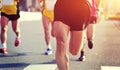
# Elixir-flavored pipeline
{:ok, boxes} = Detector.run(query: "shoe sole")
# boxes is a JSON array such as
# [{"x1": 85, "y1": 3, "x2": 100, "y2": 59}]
[{"x1": 45, "y1": 52, "x2": 52, "y2": 55}]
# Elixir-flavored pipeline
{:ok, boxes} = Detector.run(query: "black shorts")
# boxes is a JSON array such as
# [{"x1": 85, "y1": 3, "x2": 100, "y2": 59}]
[
  {"x1": 1, "y1": 10, "x2": 20, "y2": 21},
  {"x1": 54, "y1": 0, "x2": 91, "y2": 31}
]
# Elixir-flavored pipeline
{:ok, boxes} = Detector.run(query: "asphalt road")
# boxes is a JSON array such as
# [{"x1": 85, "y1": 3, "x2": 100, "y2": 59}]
[{"x1": 0, "y1": 12, "x2": 120, "y2": 70}]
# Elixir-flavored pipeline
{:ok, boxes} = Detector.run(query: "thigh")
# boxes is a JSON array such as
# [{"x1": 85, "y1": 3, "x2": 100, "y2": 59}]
[
  {"x1": 53, "y1": 21, "x2": 70, "y2": 54},
  {"x1": 1, "y1": 16, "x2": 9, "y2": 29},
  {"x1": 53, "y1": 21, "x2": 70, "y2": 43},
  {"x1": 42, "y1": 15, "x2": 51, "y2": 30}
]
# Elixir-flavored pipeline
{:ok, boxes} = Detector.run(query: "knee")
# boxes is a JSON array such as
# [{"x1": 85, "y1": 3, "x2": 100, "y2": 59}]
[
  {"x1": 1, "y1": 27, "x2": 7, "y2": 33},
  {"x1": 69, "y1": 49, "x2": 78, "y2": 55},
  {"x1": 69, "y1": 44, "x2": 79, "y2": 55},
  {"x1": 13, "y1": 27, "x2": 20, "y2": 33}
]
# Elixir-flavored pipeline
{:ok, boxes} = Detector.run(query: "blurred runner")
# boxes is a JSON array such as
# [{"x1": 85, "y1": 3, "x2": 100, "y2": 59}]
[
  {"x1": 53, "y1": 0, "x2": 91, "y2": 70},
  {"x1": 79, "y1": 0, "x2": 101, "y2": 61},
  {"x1": 0, "y1": 0, "x2": 21, "y2": 54},
  {"x1": 39, "y1": 0, "x2": 56, "y2": 55}
]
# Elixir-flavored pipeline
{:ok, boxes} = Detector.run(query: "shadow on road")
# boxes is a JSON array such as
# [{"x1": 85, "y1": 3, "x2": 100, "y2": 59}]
[{"x1": 0, "y1": 63, "x2": 29, "y2": 68}]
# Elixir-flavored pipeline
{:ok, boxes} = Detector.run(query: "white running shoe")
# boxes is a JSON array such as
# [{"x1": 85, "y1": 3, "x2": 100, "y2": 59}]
[{"x1": 45, "y1": 48, "x2": 52, "y2": 55}]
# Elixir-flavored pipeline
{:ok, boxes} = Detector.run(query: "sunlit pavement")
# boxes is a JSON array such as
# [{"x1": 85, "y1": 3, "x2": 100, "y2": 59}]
[
  {"x1": 101, "y1": 66, "x2": 120, "y2": 70},
  {"x1": 19, "y1": 11, "x2": 42, "y2": 22},
  {"x1": 24, "y1": 64, "x2": 57, "y2": 70},
  {"x1": 20, "y1": 11, "x2": 120, "y2": 70}
]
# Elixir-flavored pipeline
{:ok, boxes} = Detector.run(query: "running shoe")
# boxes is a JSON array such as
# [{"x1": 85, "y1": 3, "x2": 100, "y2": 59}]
[
  {"x1": 78, "y1": 51, "x2": 85, "y2": 61},
  {"x1": 0, "y1": 48, "x2": 8, "y2": 54},
  {"x1": 78, "y1": 55, "x2": 86, "y2": 61},
  {"x1": 14, "y1": 37, "x2": 21, "y2": 47},
  {"x1": 88, "y1": 40, "x2": 94, "y2": 49},
  {"x1": 45, "y1": 48, "x2": 52, "y2": 55}
]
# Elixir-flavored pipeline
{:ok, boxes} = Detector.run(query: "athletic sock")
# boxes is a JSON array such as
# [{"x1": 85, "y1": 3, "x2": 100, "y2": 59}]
[
  {"x1": 47, "y1": 44, "x2": 52, "y2": 49},
  {"x1": 0, "y1": 43, "x2": 7, "y2": 49}
]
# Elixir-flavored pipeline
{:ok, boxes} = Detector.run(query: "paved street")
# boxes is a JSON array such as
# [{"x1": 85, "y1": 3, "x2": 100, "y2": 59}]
[{"x1": 0, "y1": 12, "x2": 120, "y2": 70}]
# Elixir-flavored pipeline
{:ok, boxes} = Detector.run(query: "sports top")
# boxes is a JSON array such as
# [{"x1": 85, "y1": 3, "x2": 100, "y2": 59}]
[
  {"x1": 1, "y1": 0, "x2": 19, "y2": 15},
  {"x1": 45, "y1": 0, "x2": 56, "y2": 10}
]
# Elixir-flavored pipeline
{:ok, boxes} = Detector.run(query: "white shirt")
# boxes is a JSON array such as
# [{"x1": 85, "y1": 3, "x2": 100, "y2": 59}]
[
  {"x1": 2, "y1": 0, "x2": 14, "y2": 5},
  {"x1": 45, "y1": 0, "x2": 56, "y2": 10}
]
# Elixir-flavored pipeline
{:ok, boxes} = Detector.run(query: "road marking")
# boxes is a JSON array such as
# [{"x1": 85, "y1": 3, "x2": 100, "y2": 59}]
[
  {"x1": 24, "y1": 64, "x2": 57, "y2": 70},
  {"x1": 101, "y1": 66, "x2": 120, "y2": 70}
]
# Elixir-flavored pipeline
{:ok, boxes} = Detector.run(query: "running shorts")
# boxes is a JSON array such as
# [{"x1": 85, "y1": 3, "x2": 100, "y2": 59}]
[
  {"x1": 54, "y1": 0, "x2": 91, "y2": 31},
  {"x1": 1, "y1": 10, "x2": 20, "y2": 20},
  {"x1": 1, "y1": 0, "x2": 20, "y2": 20},
  {"x1": 42, "y1": 7, "x2": 54, "y2": 21},
  {"x1": 89, "y1": 16, "x2": 97, "y2": 24}
]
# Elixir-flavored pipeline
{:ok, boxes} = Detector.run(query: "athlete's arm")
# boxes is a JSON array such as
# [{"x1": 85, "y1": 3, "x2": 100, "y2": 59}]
[{"x1": 38, "y1": 0, "x2": 45, "y2": 11}]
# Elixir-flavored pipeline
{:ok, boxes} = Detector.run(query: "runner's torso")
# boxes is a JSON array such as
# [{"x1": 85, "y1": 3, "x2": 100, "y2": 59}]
[
  {"x1": 1, "y1": 0, "x2": 19, "y2": 15},
  {"x1": 44, "y1": 0, "x2": 56, "y2": 10}
]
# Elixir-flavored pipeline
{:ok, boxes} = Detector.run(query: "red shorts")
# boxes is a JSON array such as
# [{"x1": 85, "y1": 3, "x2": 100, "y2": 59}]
[
  {"x1": 89, "y1": 16, "x2": 97, "y2": 24},
  {"x1": 54, "y1": 0, "x2": 91, "y2": 31}
]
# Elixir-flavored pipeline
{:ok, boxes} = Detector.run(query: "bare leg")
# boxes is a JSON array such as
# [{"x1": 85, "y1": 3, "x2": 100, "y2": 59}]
[
  {"x1": 1, "y1": 16, "x2": 9, "y2": 48},
  {"x1": 86, "y1": 23, "x2": 95, "y2": 49},
  {"x1": 69, "y1": 30, "x2": 85, "y2": 55},
  {"x1": 42, "y1": 15, "x2": 52, "y2": 55},
  {"x1": 53, "y1": 21, "x2": 70, "y2": 70},
  {"x1": 78, "y1": 29, "x2": 87, "y2": 61},
  {"x1": 87, "y1": 24, "x2": 95, "y2": 40},
  {"x1": 11, "y1": 20, "x2": 21, "y2": 38},
  {"x1": 11, "y1": 19, "x2": 21, "y2": 47},
  {"x1": 78, "y1": 37, "x2": 86, "y2": 61},
  {"x1": 42, "y1": 15, "x2": 51, "y2": 47}
]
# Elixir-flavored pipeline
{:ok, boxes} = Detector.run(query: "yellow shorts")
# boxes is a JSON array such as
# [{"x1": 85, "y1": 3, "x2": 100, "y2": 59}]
[{"x1": 42, "y1": 8, "x2": 54, "y2": 21}]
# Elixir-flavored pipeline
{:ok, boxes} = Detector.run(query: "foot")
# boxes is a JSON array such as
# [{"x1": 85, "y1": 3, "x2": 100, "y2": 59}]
[
  {"x1": 14, "y1": 37, "x2": 21, "y2": 47},
  {"x1": 88, "y1": 40, "x2": 94, "y2": 49},
  {"x1": 78, "y1": 55, "x2": 86, "y2": 61},
  {"x1": 78, "y1": 51, "x2": 85, "y2": 61},
  {"x1": 45, "y1": 48, "x2": 52, "y2": 55},
  {"x1": 0, "y1": 48, "x2": 8, "y2": 54}
]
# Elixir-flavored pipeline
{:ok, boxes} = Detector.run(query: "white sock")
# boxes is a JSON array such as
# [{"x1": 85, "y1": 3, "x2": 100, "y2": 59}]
[
  {"x1": 0, "y1": 43, "x2": 7, "y2": 49},
  {"x1": 16, "y1": 35, "x2": 20, "y2": 39},
  {"x1": 47, "y1": 44, "x2": 52, "y2": 49},
  {"x1": 83, "y1": 38, "x2": 87, "y2": 45}
]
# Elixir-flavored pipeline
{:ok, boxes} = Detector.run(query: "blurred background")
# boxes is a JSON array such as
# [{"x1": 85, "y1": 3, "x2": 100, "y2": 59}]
[
  {"x1": 18, "y1": 0, "x2": 120, "y2": 20},
  {"x1": 0, "y1": 0, "x2": 120, "y2": 20},
  {"x1": 99, "y1": 0, "x2": 120, "y2": 20}
]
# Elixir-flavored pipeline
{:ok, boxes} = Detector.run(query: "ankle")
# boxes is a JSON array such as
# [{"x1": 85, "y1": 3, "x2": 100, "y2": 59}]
[
  {"x1": 47, "y1": 44, "x2": 52, "y2": 49},
  {"x1": 1, "y1": 43, "x2": 7, "y2": 48},
  {"x1": 80, "y1": 51, "x2": 84, "y2": 57}
]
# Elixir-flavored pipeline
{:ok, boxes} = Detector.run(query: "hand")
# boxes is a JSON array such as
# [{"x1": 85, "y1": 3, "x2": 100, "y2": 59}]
[{"x1": 39, "y1": 6, "x2": 43, "y2": 12}]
